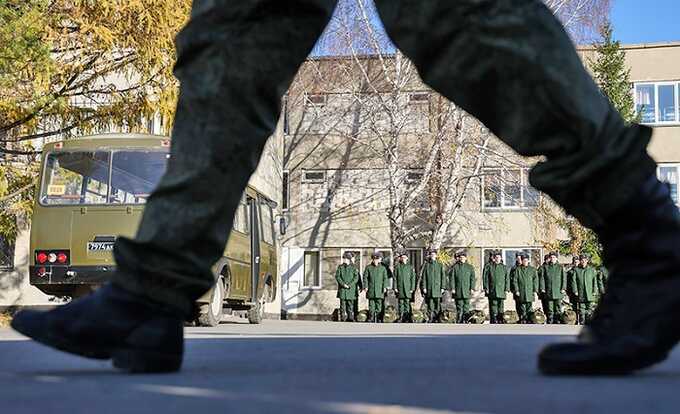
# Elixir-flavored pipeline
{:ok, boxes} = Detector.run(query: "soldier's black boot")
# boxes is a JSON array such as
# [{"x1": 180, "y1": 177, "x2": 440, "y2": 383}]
[
  {"x1": 539, "y1": 176, "x2": 680, "y2": 375},
  {"x1": 11, "y1": 283, "x2": 184, "y2": 373}
]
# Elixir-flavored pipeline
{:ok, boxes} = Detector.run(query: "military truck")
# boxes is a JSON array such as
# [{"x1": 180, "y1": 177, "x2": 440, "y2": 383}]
[{"x1": 29, "y1": 134, "x2": 278, "y2": 326}]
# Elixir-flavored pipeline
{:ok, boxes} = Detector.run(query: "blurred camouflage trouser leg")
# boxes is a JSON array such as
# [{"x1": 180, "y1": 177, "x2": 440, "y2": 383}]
[
  {"x1": 111, "y1": 0, "x2": 338, "y2": 316},
  {"x1": 456, "y1": 299, "x2": 470, "y2": 323},
  {"x1": 375, "y1": 0, "x2": 655, "y2": 229},
  {"x1": 398, "y1": 298, "x2": 411, "y2": 320}
]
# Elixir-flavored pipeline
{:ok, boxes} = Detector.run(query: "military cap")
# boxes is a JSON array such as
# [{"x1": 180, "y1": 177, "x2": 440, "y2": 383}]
[
  {"x1": 518, "y1": 253, "x2": 529, "y2": 259},
  {"x1": 579, "y1": 253, "x2": 590, "y2": 260},
  {"x1": 371, "y1": 252, "x2": 383, "y2": 259},
  {"x1": 515, "y1": 252, "x2": 523, "y2": 258},
  {"x1": 398, "y1": 250, "x2": 409, "y2": 257},
  {"x1": 548, "y1": 251, "x2": 559, "y2": 258},
  {"x1": 456, "y1": 250, "x2": 468, "y2": 257},
  {"x1": 342, "y1": 251, "x2": 354, "y2": 260},
  {"x1": 493, "y1": 250, "x2": 503, "y2": 257}
]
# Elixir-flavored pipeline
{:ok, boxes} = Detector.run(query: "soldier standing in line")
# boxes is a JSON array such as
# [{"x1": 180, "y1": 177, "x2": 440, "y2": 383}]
[
  {"x1": 420, "y1": 249, "x2": 446, "y2": 323},
  {"x1": 449, "y1": 250, "x2": 476, "y2": 324},
  {"x1": 484, "y1": 250, "x2": 510, "y2": 324},
  {"x1": 363, "y1": 252, "x2": 389, "y2": 323},
  {"x1": 569, "y1": 254, "x2": 599, "y2": 325},
  {"x1": 597, "y1": 265, "x2": 609, "y2": 297},
  {"x1": 565, "y1": 256, "x2": 579, "y2": 314},
  {"x1": 539, "y1": 252, "x2": 567, "y2": 324},
  {"x1": 393, "y1": 251, "x2": 417, "y2": 323},
  {"x1": 538, "y1": 254, "x2": 551, "y2": 317},
  {"x1": 510, "y1": 253, "x2": 523, "y2": 318},
  {"x1": 351, "y1": 253, "x2": 363, "y2": 317},
  {"x1": 335, "y1": 252, "x2": 359, "y2": 322},
  {"x1": 511, "y1": 253, "x2": 539, "y2": 324}
]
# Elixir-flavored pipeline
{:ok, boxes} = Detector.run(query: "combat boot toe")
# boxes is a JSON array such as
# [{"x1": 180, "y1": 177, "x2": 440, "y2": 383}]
[{"x1": 11, "y1": 283, "x2": 184, "y2": 373}]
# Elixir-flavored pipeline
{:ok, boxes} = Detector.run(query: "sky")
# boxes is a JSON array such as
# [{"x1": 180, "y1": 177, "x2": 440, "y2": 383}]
[{"x1": 612, "y1": 0, "x2": 680, "y2": 44}]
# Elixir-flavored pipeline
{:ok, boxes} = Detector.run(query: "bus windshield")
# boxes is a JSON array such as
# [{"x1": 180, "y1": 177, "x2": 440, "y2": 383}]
[{"x1": 41, "y1": 150, "x2": 169, "y2": 206}]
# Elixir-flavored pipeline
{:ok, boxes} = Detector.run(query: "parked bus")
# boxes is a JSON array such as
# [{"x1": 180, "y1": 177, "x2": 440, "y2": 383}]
[{"x1": 30, "y1": 133, "x2": 278, "y2": 325}]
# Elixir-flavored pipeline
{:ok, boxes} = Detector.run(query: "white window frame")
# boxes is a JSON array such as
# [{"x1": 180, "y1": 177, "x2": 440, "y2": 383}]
[
  {"x1": 481, "y1": 168, "x2": 539, "y2": 211},
  {"x1": 340, "y1": 248, "x2": 363, "y2": 273},
  {"x1": 301, "y1": 249, "x2": 323, "y2": 290},
  {"x1": 634, "y1": 81, "x2": 680, "y2": 126},
  {"x1": 301, "y1": 170, "x2": 326, "y2": 184},
  {"x1": 657, "y1": 163, "x2": 680, "y2": 206}
]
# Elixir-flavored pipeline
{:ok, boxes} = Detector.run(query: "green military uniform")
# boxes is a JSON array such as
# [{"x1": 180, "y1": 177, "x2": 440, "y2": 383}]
[
  {"x1": 335, "y1": 262, "x2": 359, "y2": 322},
  {"x1": 537, "y1": 257, "x2": 550, "y2": 316},
  {"x1": 511, "y1": 264, "x2": 538, "y2": 323},
  {"x1": 394, "y1": 261, "x2": 417, "y2": 322},
  {"x1": 539, "y1": 262, "x2": 567, "y2": 324},
  {"x1": 363, "y1": 262, "x2": 389, "y2": 323},
  {"x1": 597, "y1": 266, "x2": 609, "y2": 296},
  {"x1": 449, "y1": 261, "x2": 476, "y2": 323},
  {"x1": 484, "y1": 260, "x2": 510, "y2": 324},
  {"x1": 420, "y1": 256, "x2": 446, "y2": 322},
  {"x1": 570, "y1": 265, "x2": 598, "y2": 324}
]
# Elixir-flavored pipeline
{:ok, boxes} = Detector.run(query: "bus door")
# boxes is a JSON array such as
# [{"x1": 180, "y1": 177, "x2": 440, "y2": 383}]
[{"x1": 248, "y1": 196, "x2": 261, "y2": 302}]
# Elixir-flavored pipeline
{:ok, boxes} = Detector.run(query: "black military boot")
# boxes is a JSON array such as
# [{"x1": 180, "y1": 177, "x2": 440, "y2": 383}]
[
  {"x1": 11, "y1": 283, "x2": 184, "y2": 373},
  {"x1": 539, "y1": 176, "x2": 680, "y2": 375}
]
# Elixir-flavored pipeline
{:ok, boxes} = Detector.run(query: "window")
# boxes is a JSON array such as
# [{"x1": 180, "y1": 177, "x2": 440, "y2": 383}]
[
  {"x1": 482, "y1": 248, "x2": 542, "y2": 269},
  {"x1": 259, "y1": 198, "x2": 274, "y2": 245},
  {"x1": 232, "y1": 196, "x2": 250, "y2": 234},
  {"x1": 0, "y1": 236, "x2": 14, "y2": 270},
  {"x1": 282, "y1": 171, "x2": 290, "y2": 211},
  {"x1": 405, "y1": 171, "x2": 424, "y2": 183},
  {"x1": 635, "y1": 82, "x2": 680, "y2": 124},
  {"x1": 658, "y1": 164, "x2": 680, "y2": 205},
  {"x1": 406, "y1": 248, "x2": 423, "y2": 275},
  {"x1": 482, "y1": 168, "x2": 539, "y2": 210},
  {"x1": 41, "y1": 151, "x2": 111, "y2": 205},
  {"x1": 302, "y1": 170, "x2": 326, "y2": 184},
  {"x1": 109, "y1": 151, "x2": 169, "y2": 204},
  {"x1": 303, "y1": 250, "x2": 321, "y2": 288},
  {"x1": 408, "y1": 92, "x2": 429, "y2": 104},
  {"x1": 305, "y1": 93, "x2": 327, "y2": 106}
]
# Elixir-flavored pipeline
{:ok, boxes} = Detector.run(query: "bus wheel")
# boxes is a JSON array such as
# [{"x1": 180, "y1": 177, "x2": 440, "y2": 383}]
[
  {"x1": 197, "y1": 277, "x2": 224, "y2": 327},
  {"x1": 247, "y1": 284, "x2": 270, "y2": 324}
]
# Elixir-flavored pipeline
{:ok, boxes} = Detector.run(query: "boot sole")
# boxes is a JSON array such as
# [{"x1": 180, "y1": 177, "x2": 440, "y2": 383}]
[{"x1": 538, "y1": 352, "x2": 668, "y2": 376}]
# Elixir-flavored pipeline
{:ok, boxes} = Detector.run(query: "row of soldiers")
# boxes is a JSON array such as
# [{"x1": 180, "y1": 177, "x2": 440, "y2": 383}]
[{"x1": 335, "y1": 249, "x2": 608, "y2": 324}]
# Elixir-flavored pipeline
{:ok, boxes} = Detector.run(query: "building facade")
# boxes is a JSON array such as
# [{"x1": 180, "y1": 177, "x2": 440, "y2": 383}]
[{"x1": 280, "y1": 42, "x2": 680, "y2": 319}]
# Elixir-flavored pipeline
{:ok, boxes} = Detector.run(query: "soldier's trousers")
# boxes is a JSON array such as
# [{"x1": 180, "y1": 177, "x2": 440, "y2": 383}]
[
  {"x1": 111, "y1": 0, "x2": 656, "y2": 317},
  {"x1": 518, "y1": 303, "x2": 534, "y2": 323},
  {"x1": 368, "y1": 299, "x2": 384, "y2": 320},
  {"x1": 578, "y1": 301, "x2": 595, "y2": 324},
  {"x1": 455, "y1": 299, "x2": 471, "y2": 322},
  {"x1": 425, "y1": 298, "x2": 441, "y2": 320},
  {"x1": 545, "y1": 299, "x2": 561, "y2": 323},
  {"x1": 398, "y1": 298, "x2": 412, "y2": 319},
  {"x1": 339, "y1": 299, "x2": 355, "y2": 321},
  {"x1": 489, "y1": 299, "x2": 505, "y2": 319}
]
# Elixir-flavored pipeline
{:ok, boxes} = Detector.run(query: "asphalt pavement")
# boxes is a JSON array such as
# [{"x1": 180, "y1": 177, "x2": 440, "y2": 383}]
[{"x1": 1, "y1": 319, "x2": 678, "y2": 414}]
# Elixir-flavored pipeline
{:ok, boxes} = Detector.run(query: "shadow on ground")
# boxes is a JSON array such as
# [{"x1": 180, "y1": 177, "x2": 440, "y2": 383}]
[{"x1": 1, "y1": 335, "x2": 678, "y2": 414}]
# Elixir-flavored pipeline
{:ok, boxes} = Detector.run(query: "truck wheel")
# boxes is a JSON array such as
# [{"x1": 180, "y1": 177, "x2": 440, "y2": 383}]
[
  {"x1": 197, "y1": 277, "x2": 224, "y2": 327},
  {"x1": 247, "y1": 284, "x2": 271, "y2": 324}
]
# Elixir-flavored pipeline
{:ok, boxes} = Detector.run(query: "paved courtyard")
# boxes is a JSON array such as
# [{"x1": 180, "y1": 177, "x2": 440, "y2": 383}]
[{"x1": 1, "y1": 319, "x2": 678, "y2": 414}]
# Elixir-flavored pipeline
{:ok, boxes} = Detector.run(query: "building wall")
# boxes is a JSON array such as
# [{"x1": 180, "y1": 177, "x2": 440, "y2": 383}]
[{"x1": 282, "y1": 43, "x2": 680, "y2": 319}]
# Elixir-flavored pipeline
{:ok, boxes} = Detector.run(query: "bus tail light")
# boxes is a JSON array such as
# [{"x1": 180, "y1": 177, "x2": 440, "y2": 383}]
[
  {"x1": 57, "y1": 252, "x2": 68, "y2": 264},
  {"x1": 37, "y1": 267, "x2": 47, "y2": 278},
  {"x1": 35, "y1": 250, "x2": 70, "y2": 266},
  {"x1": 36, "y1": 252, "x2": 48, "y2": 264}
]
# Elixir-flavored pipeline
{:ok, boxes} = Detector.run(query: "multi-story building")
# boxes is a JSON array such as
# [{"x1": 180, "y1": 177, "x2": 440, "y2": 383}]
[{"x1": 280, "y1": 41, "x2": 680, "y2": 319}]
